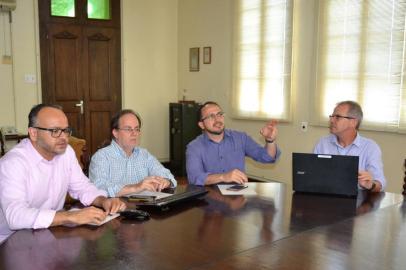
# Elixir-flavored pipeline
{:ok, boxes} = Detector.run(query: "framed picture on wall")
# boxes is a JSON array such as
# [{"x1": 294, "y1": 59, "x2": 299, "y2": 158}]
[
  {"x1": 203, "y1": 47, "x2": 211, "y2": 64},
  {"x1": 189, "y1": 47, "x2": 200, "y2": 72}
]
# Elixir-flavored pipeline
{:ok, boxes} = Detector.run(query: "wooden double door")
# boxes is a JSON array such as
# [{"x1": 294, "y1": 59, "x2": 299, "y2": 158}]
[{"x1": 38, "y1": 0, "x2": 121, "y2": 153}]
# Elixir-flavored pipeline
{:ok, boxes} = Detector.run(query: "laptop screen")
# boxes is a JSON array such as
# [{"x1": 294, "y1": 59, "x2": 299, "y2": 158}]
[{"x1": 292, "y1": 153, "x2": 359, "y2": 197}]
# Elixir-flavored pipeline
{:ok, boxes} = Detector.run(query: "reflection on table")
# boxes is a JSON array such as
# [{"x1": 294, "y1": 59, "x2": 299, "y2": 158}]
[{"x1": 0, "y1": 183, "x2": 404, "y2": 270}]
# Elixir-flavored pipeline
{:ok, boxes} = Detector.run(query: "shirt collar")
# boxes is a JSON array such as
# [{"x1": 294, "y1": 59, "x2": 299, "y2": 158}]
[
  {"x1": 331, "y1": 132, "x2": 361, "y2": 148},
  {"x1": 25, "y1": 139, "x2": 58, "y2": 165},
  {"x1": 202, "y1": 129, "x2": 230, "y2": 144},
  {"x1": 111, "y1": 139, "x2": 138, "y2": 158}
]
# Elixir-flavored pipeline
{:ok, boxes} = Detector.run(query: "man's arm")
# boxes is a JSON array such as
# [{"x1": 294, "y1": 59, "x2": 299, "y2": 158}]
[
  {"x1": 89, "y1": 150, "x2": 123, "y2": 197},
  {"x1": 358, "y1": 171, "x2": 382, "y2": 192},
  {"x1": 145, "y1": 149, "x2": 177, "y2": 188},
  {"x1": 51, "y1": 207, "x2": 107, "y2": 227},
  {"x1": 265, "y1": 140, "x2": 278, "y2": 159},
  {"x1": 244, "y1": 133, "x2": 281, "y2": 163},
  {"x1": 0, "y1": 156, "x2": 57, "y2": 230},
  {"x1": 116, "y1": 177, "x2": 165, "y2": 196},
  {"x1": 260, "y1": 120, "x2": 279, "y2": 159},
  {"x1": 51, "y1": 196, "x2": 126, "y2": 227},
  {"x1": 205, "y1": 169, "x2": 248, "y2": 185},
  {"x1": 360, "y1": 141, "x2": 386, "y2": 192},
  {"x1": 186, "y1": 142, "x2": 209, "y2": 185}
]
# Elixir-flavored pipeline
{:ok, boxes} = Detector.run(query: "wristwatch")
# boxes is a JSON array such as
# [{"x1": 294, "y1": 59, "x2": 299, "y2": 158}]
[
  {"x1": 368, "y1": 181, "x2": 376, "y2": 191},
  {"x1": 265, "y1": 138, "x2": 275, "y2": 144}
]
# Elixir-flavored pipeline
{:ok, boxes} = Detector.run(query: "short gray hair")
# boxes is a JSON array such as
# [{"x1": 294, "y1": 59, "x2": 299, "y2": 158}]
[{"x1": 336, "y1": 100, "x2": 363, "y2": 129}]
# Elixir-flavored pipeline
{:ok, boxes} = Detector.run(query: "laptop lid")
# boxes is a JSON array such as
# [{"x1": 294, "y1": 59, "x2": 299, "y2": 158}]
[
  {"x1": 135, "y1": 185, "x2": 208, "y2": 209},
  {"x1": 292, "y1": 153, "x2": 359, "y2": 197}
]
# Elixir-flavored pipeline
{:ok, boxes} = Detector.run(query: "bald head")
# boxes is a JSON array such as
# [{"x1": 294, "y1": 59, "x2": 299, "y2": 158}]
[{"x1": 27, "y1": 104, "x2": 70, "y2": 160}]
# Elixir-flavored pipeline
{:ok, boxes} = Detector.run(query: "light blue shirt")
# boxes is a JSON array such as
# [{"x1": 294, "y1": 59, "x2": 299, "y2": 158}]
[
  {"x1": 313, "y1": 133, "x2": 386, "y2": 190},
  {"x1": 89, "y1": 140, "x2": 177, "y2": 197}
]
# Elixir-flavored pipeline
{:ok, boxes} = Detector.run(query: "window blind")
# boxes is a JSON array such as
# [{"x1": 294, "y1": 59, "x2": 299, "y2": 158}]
[
  {"x1": 313, "y1": 0, "x2": 406, "y2": 133},
  {"x1": 232, "y1": 0, "x2": 293, "y2": 120}
]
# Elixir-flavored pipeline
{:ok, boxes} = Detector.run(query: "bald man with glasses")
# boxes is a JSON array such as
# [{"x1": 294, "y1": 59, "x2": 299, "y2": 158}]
[
  {"x1": 186, "y1": 101, "x2": 281, "y2": 186},
  {"x1": 0, "y1": 104, "x2": 126, "y2": 243},
  {"x1": 313, "y1": 100, "x2": 386, "y2": 192}
]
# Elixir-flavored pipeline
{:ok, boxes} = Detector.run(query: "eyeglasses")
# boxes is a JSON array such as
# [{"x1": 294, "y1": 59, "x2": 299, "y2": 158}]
[
  {"x1": 201, "y1": 111, "x2": 225, "y2": 121},
  {"x1": 34, "y1": 127, "x2": 73, "y2": 138},
  {"x1": 117, "y1": 127, "x2": 141, "y2": 134},
  {"x1": 329, "y1": 114, "x2": 356, "y2": 120}
]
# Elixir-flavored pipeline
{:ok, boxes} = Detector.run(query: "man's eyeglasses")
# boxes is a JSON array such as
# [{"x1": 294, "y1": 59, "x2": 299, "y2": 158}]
[
  {"x1": 201, "y1": 111, "x2": 225, "y2": 121},
  {"x1": 329, "y1": 114, "x2": 355, "y2": 120},
  {"x1": 117, "y1": 127, "x2": 141, "y2": 134},
  {"x1": 34, "y1": 127, "x2": 73, "y2": 138}
]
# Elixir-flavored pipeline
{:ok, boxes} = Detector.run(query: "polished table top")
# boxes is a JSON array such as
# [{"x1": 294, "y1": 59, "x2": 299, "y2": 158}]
[{"x1": 0, "y1": 183, "x2": 404, "y2": 270}]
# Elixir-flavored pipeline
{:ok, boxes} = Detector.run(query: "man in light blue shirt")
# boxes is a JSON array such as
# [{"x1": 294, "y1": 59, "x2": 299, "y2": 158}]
[
  {"x1": 314, "y1": 101, "x2": 386, "y2": 192},
  {"x1": 89, "y1": 110, "x2": 176, "y2": 197}
]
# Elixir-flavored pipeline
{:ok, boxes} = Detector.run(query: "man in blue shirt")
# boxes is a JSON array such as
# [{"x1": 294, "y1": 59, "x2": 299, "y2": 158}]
[
  {"x1": 89, "y1": 110, "x2": 177, "y2": 197},
  {"x1": 314, "y1": 101, "x2": 386, "y2": 192},
  {"x1": 186, "y1": 102, "x2": 281, "y2": 186}
]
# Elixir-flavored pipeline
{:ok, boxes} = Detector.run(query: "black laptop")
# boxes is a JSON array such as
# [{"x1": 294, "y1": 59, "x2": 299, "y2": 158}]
[
  {"x1": 292, "y1": 153, "x2": 359, "y2": 197},
  {"x1": 127, "y1": 185, "x2": 208, "y2": 209}
]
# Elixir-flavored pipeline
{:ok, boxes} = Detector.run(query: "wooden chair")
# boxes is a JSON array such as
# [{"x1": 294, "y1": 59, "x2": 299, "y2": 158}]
[
  {"x1": 65, "y1": 136, "x2": 90, "y2": 206},
  {"x1": 403, "y1": 159, "x2": 406, "y2": 195},
  {"x1": 68, "y1": 136, "x2": 90, "y2": 176},
  {"x1": 0, "y1": 130, "x2": 4, "y2": 156}
]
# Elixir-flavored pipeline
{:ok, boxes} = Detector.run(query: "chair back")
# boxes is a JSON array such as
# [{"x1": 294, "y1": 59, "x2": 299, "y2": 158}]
[
  {"x1": 403, "y1": 159, "x2": 406, "y2": 195},
  {"x1": 68, "y1": 136, "x2": 90, "y2": 176}
]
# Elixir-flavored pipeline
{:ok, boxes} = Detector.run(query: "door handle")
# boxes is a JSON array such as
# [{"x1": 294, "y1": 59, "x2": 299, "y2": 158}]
[{"x1": 75, "y1": 100, "x2": 84, "y2": 114}]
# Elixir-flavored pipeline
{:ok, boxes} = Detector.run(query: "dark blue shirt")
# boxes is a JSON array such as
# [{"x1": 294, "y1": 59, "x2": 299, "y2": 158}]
[{"x1": 186, "y1": 129, "x2": 281, "y2": 185}]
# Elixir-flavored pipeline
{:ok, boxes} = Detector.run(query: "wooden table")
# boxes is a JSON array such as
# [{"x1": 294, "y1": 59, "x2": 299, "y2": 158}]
[{"x1": 0, "y1": 183, "x2": 404, "y2": 270}]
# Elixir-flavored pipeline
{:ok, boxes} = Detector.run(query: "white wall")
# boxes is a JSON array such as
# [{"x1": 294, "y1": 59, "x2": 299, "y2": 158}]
[
  {"x1": 122, "y1": 0, "x2": 178, "y2": 160},
  {"x1": 0, "y1": 1, "x2": 39, "y2": 132},
  {"x1": 0, "y1": 0, "x2": 178, "y2": 160},
  {"x1": 177, "y1": 0, "x2": 406, "y2": 193}
]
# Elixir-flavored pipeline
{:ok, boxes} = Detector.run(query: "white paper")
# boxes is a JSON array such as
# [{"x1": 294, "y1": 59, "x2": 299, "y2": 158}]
[
  {"x1": 68, "y1": 208, "x2": 120, "y2": 226},
  {"x1": 218, "y1": 183, "x2": 257, "y2": 196}
]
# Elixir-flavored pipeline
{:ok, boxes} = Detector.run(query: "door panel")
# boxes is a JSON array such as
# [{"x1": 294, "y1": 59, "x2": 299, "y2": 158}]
[
  {"x1": 39, "y1": 0, "x2": 121, "y2": 154},
  {"x1": 87, "y1": 30, "x2": 114, "y2": 101},
  {"x1": 47, "y1": 24, "x2": 84, "y2": 138},
  {"x1": 83, "y1": 27, "x2": 120, "y2": 151},
  {"x1": 53, "y1": 31, "x2": 80, "y2": 100},
  {"x1": 90, "y1": 111, "x2": 111, "y2": 152}
]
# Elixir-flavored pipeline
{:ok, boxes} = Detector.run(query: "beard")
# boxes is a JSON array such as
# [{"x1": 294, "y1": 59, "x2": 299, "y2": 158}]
[
  {"x1": 205, "y1": 122, "x2": 225, "y2": 135},
  {"x1": 206, "y1": 129, "x2": 224, "y2": 135},
  {"x1": 37, "y1": 137, "x2": 68, "y2": 156}
]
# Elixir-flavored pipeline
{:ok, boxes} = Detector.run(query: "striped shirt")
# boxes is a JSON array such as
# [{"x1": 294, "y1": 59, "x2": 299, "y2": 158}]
[{"x1": 89, "y1": 140, "x2": 176, "y2": 197}]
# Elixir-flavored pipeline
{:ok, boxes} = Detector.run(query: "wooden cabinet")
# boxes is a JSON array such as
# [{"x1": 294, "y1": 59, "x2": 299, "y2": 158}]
[{"x1": 169, "y1": 102, "x2": 201, "y2": 176}]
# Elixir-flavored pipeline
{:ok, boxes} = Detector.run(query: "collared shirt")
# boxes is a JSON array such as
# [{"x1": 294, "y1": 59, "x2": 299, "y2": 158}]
[
  {"x1": 89, "y1": 140, "x2": 177, "y2": 197},
  {"x1": 0, "y1": 139, "x2": 106, "y2": 242},
  {"x1": 186, "y1": 129, "x2": 281, "y2": 186},
  {"x1": 313, "y1": 133, "x2": 386, "y2": 190}
]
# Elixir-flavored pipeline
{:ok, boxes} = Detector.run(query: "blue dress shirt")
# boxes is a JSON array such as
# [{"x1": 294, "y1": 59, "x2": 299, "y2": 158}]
[
  {"x1": 89, "y1": 140, "x2": 176, "y2": 197},
  {"x1": 313, "y1": 133, "x2": 386, "y2": 190},
  {"x1": 186, "y1": 129, "x2": 281, "y2": 186}
]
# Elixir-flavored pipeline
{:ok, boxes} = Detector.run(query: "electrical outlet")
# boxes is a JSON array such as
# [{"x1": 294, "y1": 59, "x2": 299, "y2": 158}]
[{"x1": 301, "y1": 121, "x2": 308, "y2": 132}]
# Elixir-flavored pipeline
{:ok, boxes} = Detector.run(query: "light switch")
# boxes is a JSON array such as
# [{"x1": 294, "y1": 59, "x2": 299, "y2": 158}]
[{"x1": 24, "y1": 74, "x2": 36, "y2": 84}]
